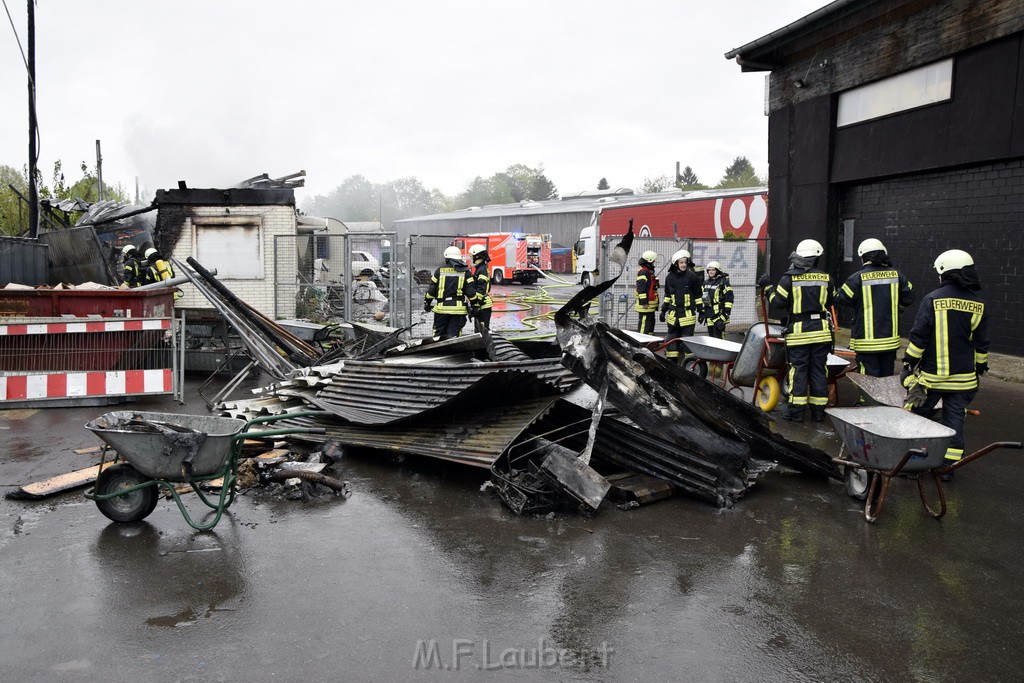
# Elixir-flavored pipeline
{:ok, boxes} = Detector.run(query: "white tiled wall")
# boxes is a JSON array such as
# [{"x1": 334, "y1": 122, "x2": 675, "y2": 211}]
[{"x1": 170, "y1": 204, "x2": 297, "y2": 318}]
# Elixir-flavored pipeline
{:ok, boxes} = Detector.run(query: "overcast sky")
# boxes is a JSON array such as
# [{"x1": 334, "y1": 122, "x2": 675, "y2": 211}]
[{"x1": 1, "y1": 1, "x2": 828, "y2": 205}]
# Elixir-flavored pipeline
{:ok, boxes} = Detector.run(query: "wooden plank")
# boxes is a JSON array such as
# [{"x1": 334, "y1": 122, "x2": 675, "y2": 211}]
[
  {"x1": 5, "y1": 461, "x2": 116, "y2": 500},
  {"x1": 605, "y1": 472, "x2": 675, "y2": 505}
]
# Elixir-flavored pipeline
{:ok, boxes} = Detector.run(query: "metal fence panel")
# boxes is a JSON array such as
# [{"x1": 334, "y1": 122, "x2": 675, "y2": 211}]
[
  {"x1": 597, "y1": 237, "x2": 770, "y2": 335},
  {"x1": 274, "y1": 232, "x2": 397, "y2": 326},
  {"x1": 0, "y1": 316, "x2": 181, "y2": 404}
]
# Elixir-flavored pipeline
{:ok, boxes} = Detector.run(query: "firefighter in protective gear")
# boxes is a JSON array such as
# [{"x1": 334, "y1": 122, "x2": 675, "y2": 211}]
[
  {"x1": 121, "y1": 244, "x2": 146, "y2": 288},
  {"x1": 468, "y1": 243, "x2": 493, "y2": 330},
  {"x1": 661, "y1": 248, "x2": 702, "y2": 362},
  {"x1": 145, "y1": 247, "x2": 180, "y2": 298},
  {"x1": 424, "y1": 246, "x2": 477, "y2": 340},
  {"x1": 634, "y1": 250, "x2": 660, "y2": 334},
  {"x1": 902, "y1": 249, "x2": 988, "y2": 473},
  {"x1": 700, "y1": 260, "x2": 733, "y2": 339},
  {"x1": 766, "y1": 238, "x2": 834, "y2": 422},
  {"x1": 836, "y1": 238, "x2": 914, "y2": 377}
]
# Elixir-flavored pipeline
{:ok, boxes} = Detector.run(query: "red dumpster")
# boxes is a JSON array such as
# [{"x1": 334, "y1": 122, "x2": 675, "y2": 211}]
[{"x1": 0, "y1": 289, "x2": 174, "y2": 319}]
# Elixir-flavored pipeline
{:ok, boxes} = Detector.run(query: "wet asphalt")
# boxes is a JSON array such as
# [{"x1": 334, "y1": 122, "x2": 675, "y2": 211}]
[{"x1": 2, "y1": 370, "x2": 1023, "y2": 682}]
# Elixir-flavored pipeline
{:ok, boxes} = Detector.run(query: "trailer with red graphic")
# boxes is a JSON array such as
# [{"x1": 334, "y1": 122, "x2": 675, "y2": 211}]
[
  {"x1": 455, "y1": 232, "x2": 552, "y2": 285},
  {"x1": 572, "y1": 188, "x2": 768, "y2": 285}
]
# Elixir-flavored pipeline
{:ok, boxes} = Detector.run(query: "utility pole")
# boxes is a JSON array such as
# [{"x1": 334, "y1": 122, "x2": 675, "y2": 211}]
[
  {"x1": 27, "y1": 0, "x2": 38, "y2": 237},
  {"x1": 95, "y1": 140, "x2": 105, "y2": 201}
]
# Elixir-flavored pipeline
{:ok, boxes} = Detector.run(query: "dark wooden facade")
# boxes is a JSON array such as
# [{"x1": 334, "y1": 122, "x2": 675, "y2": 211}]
[{"x1": 728, "y1": 0, "x2": 1024, "y2": 354}]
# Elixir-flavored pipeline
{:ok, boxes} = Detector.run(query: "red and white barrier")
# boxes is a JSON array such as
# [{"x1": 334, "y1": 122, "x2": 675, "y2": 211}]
[
  {"x1": 0, "y1": 319, "x2": 170, "y2": 336},
  {"x1": 0, "y1": 369, "x2": 173, "y2": 402}
]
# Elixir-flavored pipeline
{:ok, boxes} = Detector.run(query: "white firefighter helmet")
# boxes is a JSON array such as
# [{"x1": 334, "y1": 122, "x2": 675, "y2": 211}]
[
  {"x1": 705, "y1": 260, "x2": 721, "y2": 272},
  {"x1": 933, "y1": 249, "x2": 973, "y2": 274},
  {"x1": 122, "y1": 244, "x2": 137, "y2": 255},
  {"x1": 857, "y1": 238, "x2": 887, "y2": 257},
  {"x1": 144, "y1": 248, "x2": 158, "y2": 259},
  {"x1": 795, "y1": 239, "x2": 824, "y2": 258},
  {"x1": 468, "y1": 244, "x2": 487, "y2": 257},
  {"x1": 640, "y1": 250, "x2": 658, "y2": 263},
  {"x1": 443, "y1": 246, "x2": 463, "y2": 261},
  {"x1": 671, "y1": 249, "x2": 690, "y2": 263}
]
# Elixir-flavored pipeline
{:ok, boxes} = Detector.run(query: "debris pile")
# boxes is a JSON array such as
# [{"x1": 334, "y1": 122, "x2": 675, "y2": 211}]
[{"x1": 213, "y1": 229, "x2": 839, "y2": 518}]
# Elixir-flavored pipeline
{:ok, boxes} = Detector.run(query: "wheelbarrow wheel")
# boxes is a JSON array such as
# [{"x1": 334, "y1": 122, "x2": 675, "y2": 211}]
[
  {"x1": 684, "y1": 358, "x2": 708, "y2": 378},
  {"x1": 95, "y1": 464, "x2": 158, "y2": 523},
  {"x1": 844, "y1": 466, "x2": 869, "y2": 501},
  {"x1": 757, "y1": 376, "x2": 781, "y2": 412}
]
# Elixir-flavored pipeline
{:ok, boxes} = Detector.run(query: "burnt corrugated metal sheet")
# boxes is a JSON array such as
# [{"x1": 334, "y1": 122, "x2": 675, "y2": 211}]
[
  {"x1": 37, "y1": 226, "x2": 114, "y2": 285},
  {"x1": 310, "y1": 359, "x2": 576, "y2": 424},
  {"x1": 534, "y1": 401, "x2": 753, "y2": 507},
  {"x1": 0, "y1": 237, "x2": 49, "y2": 287},
  {"x1": 282, "y1": 395, "x2": 559, "y2": 468}
]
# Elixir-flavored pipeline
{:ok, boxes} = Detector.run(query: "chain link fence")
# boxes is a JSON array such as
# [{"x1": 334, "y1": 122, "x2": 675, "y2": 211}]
[
  {"x1": 273, "y1": 232, "x2": 397, "y2": 326},
  {"x1": 595, "y1": 237, "x2": 770, "y2": 335},
  {"x1": 273, "y1": 231, "x2": 769, "y2": 341}
]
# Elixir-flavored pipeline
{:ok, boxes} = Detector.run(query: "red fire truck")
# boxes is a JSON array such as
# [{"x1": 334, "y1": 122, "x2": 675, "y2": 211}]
[
  {"x1": 455, "y1": 232, "x2": 552, "y2": 285},
  {"x1": 573, "y1": 187, "x2": 768, "y2": 285}
]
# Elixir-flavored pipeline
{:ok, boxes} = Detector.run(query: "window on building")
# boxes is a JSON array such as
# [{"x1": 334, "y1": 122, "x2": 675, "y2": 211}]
[
  {"x1": 193, "y1": 220, "x2": 263, "y2": 279},
  {"x1": 837, "y1": 59, "x2": 953, "y2": 127}
]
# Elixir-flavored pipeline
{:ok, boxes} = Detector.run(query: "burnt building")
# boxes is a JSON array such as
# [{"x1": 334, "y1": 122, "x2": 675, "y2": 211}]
[{"x1": 726, "y1": 0, "x2": 1024, "y2": 354}]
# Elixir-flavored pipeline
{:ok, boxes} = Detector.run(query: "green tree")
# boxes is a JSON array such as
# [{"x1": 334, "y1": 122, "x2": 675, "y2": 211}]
[
  {"x1": 639, "y1": 174, "x2": 672, "y2": 193},
  {"x1": 0, "y1": 160, "x2": 130, "y2": 235},
  {"x1": 597, "y1": 177, "x2": 610, "y2": 190},
  {"x1": 716, "y1": 156, "x2": 763, "y2": 189},
  {"x1": 454, "y1": 164, "x2": 557, "y2": 208},
  {"x1": 303, "y1": 174, "x2": 451, "y2": 222},
  {"x1": 0, "y1": 164, "x2": 30, "y2": 236},
  {"x1": 676, "y1": 165, "x2": 708, "y2": 190}
]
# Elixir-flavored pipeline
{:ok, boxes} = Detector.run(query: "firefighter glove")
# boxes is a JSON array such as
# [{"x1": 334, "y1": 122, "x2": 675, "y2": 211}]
[
  {"x1": 659, "y1": 310, "x2": 666, "y2": 323},
  {"x1": 976, "y1": 361, "x2": 988, "y2": 376},
  {"x1": 715, "y1": 320, "x2": 727, "y2": 334},
  {"x1": 423, "y1": 300, "x2": 432, "y2": 313},
  {"x1": 467, "y1": 307, "x2": 475, "y2": 321},
  {"x1": 757, "y1": 273, "x2": 771, "y2": 288},
  {"x1": 899, "y1": 362, "x2": 914, "y2": 388}
]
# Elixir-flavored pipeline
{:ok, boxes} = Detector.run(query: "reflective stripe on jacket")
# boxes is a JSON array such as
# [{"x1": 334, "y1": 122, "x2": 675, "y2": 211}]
[
  {"x1": 905, "y1": 283, "x2": 988, "y2": 391},
  {"x1": 426, "y1": 263, "x2": 476, "y2": 314},
  {"x1": 837, "y1": 265, "x2": 913, "y2": 352},
  {"x1": 634, "y1": 266, "x2": 659, "y2": 313},
  {"x1": 664, "y1": 268, "x2": 701, "y2": 327},
  {"x1": 472, "y1": 261, "x2": 493, "y2": 310},
  {"x1": 769, "y1": 268, "x2": 834, "y2": 346},
  {"x1": 701, "y1": 274, "x2": 734, "y2": 324}
]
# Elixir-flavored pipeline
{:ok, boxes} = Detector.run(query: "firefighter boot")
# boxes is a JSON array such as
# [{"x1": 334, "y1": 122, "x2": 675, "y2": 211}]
[
  {"x1": 783, "y1": 408, "x2": 805, "y2": 423},
  {"x1": 812, "y1": 409, "x2": 826, "y2": 422}
]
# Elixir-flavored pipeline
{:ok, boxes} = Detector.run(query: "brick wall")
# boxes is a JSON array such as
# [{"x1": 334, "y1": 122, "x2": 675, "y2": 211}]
[
  {"x1": 170, "y1": 204, "x2": 297, "y2": 318},
  {"x1": 839, "y1": 158, "x2": 1024, "y2": 355}
]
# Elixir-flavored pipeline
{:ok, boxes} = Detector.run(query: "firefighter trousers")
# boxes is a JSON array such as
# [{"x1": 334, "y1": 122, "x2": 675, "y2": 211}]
[
  {"x1": 433, "y1": 313, "x2": 467, "y2": 340},
  {"x1": 911, "y1": 389, "x2": 976, "y2": 462},
  {"x1": 856, "y1": 350, "x2": 897, "y2": 377},
  {"x1": 786, "y1": 342, "x2": 830, "y2": 414},
  {"x1": 666, "y1": 324, "x2": 695, "y2": 360},
  {"x1": 474, "y1": 308, "x2": 492, "y2": 330},
  {"x1": 637, "y1": 311, "x2": 657, "y2": 335}
]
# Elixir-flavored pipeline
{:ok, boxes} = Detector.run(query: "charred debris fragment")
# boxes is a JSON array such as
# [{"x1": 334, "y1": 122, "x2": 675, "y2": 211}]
[{"x1": 194, "y1": 229, "x2": 837, "y2": 518}]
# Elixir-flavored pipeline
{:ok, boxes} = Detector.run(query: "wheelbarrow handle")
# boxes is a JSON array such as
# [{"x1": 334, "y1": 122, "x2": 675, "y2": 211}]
[
  {"x1": 240, "y1": 427, "x2": 327, "y2": 440},
  {"x1": 938, "y1": 441, "x2": 1024, "y2": 474},
  {"x1": 242, "y1": 411, "x2": 325, "y2": 430}
]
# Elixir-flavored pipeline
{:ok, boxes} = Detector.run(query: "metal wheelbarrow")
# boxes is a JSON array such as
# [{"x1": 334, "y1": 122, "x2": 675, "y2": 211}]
[
  {"x1": 680, "y1": 336, "x2": 744, "y2": 395},
  {"x1": 84, "y1": 411, "x2": 324, "y2": 531},
  {"x1": 826, "y1": 406, "x2": 1022, "y2": 523}
]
